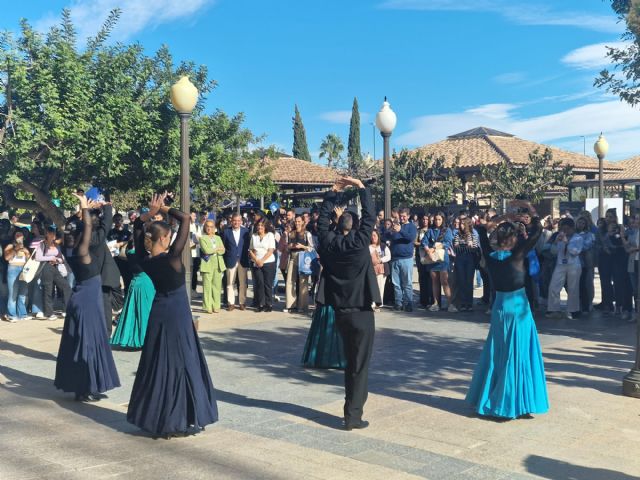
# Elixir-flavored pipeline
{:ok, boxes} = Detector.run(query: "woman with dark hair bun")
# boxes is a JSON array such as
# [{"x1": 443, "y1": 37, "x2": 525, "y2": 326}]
[
  {"x1": 127, "y1": 193, "x2": 218, "y2": 438},
  {"x1": 466, "y1": 200, "x2": 549, "y2": 419}
]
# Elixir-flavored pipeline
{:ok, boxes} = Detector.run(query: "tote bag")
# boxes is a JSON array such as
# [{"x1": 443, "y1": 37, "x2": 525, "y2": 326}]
[
  {"x1": 19, "y1": 249, "x2": 43, "y2": 283},
  {"x1": 298, "y1": 250, "x2": 317, "y2": 276}
]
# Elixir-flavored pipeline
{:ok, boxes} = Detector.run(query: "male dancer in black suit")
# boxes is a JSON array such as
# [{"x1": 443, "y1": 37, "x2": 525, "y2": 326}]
[{"x1": 317, "y1": 176, "x2": 380, "y2": 431}]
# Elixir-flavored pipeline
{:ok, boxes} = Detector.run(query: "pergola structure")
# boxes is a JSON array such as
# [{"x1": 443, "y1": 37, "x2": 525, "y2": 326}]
[{"x1": 569, "y1": 156, "x2": 640, "y2": 209}]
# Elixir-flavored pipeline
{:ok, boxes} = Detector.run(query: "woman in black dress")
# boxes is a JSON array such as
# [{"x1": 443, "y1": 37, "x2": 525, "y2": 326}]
[
  {"x1": 54, "y1": 194, "x2": 120, "y2": 401},
  {"x1": 127, "y1": 193, "x2": 218, "y2": 437}
]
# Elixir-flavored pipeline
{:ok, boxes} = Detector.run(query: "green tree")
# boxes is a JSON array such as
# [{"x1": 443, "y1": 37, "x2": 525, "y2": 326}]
[
  {"x1": 595, "y1": 1, "x2": 640, "y2": 103},
  {"x1": 383, "y1": 149, "x2": 464, "y2": 207},
  {"x1": 319, "y1": 133, "x2": 344, "y2": 169},
  {"x1": 479, "y1": 148, "x2": 573, "y2": 203},
  {"x1": 347, "y1": 97, "x2": 362, "y2": 172},
  {"x1": 292, "y1": 104, "x2": 311, "y2": 161},
  {"x1": 0, "y1": 10, "x2": 273, "y2": 225}
]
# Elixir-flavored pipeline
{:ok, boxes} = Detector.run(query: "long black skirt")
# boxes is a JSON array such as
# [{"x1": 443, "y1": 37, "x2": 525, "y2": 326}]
[
  {"x1": 127, "y1": 284, "x2": 218, "y2": 435},
  {"x1": 54, "y1": 275, "x2": 120, "y2": 395}
]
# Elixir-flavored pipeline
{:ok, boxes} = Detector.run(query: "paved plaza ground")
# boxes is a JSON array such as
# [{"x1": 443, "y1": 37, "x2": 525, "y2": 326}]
[{"x1": 1, "y1": 283, "x2": 640, "y2": 480}]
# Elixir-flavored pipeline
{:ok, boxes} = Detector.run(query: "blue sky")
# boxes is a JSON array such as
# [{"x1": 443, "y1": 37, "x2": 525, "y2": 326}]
[{"x1": 3, "y1": 0, "x2": 638, "y2": 161}]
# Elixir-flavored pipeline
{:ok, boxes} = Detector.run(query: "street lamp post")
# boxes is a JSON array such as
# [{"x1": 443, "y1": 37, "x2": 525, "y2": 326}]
[
  {"x1": 170, "y1": 76, "x2": 198, "y2": 305},
  {"x1": 375, "y1": 97, "x2": 397, "y2": 219},
  {"x1": 594, "y1": 133, "x2": 609, "y2": 220}
]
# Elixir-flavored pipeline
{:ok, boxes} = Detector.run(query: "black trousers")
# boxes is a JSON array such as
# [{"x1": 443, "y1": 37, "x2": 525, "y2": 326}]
[
  {"x1": 252, "y1": 262, "x2": 276, "y2": 308},
  {"x1": 335, "y1": 309, "x2": 375, "y2": 424},
  {"x1": 114, "y1": 257, "x2": 132, "y2": 293},
  {"x1": 192, "y1": 257, "x2": 201, "y2": 291},
  {"x1": 40, "y1": 263, "x2": 71, "y2": 317},
  {"x1": 102, "y1": 286, "x2": 123, "y2": 334},
  {"x1": 417, "y1": 262, "x2": 433, "y2": 307}
]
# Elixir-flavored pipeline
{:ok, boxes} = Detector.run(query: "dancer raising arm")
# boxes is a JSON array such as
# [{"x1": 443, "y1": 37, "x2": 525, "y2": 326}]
[
  {"x1": 54, "y1": 193, "x2": 120, "y2": 402},
  {"x1": 127, "y1": 192, "x2": 218, "y2": 438}
]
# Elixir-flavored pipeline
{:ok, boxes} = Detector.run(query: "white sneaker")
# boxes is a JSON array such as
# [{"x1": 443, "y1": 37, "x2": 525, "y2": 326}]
[
  {"x1": 428, "y1": 304, "x2": 440, "y2": 312},
  {"x1": 447, "y1": 305, "x2": 459, "y2": 313},
  {"x1": 6, "y1": 316, "x2": 18, "y2": 323},
  {"x1": 47, "y1": 315, "x2": 58, "y2": 321},
  {"x1": 274, "y1": 295, "x2": 281, "y2": 302},
  {"x1": 34, "y1": 312, "x2": 45, "y2": 319}
]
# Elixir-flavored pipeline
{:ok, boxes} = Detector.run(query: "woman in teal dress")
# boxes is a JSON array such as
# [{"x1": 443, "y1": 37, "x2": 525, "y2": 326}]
[
  {"x1": 466, "y1": 204, "x2": 549, "y2": 419},
  {"x1": 110, "y1": 246, "x2": 155, "y2": 349}
]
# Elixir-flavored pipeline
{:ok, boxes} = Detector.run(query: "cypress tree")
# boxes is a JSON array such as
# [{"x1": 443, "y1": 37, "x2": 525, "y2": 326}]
[
  {"x1": 347, "y1": 97, "x2": 362, "y2": 171},
  {"x1": 292, "y1": 104, "x2": 311, "y2": 161}
]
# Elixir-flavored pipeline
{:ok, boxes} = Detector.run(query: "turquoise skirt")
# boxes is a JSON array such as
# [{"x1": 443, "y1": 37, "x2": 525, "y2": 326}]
[
  {"x1": 301, "y1": 305, "x2": 346, "y2": 369},
  {"x1": 110, "y1": 272, "x2": 155, "y2": 349},
  {"x1": 466, "y1": 287, "x2": 549, "y2": 419}
]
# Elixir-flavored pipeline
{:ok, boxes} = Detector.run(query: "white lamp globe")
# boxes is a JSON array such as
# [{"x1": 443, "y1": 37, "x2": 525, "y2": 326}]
[{"x1": 375, "y1": 97, "x2": 397, "y2": 135}]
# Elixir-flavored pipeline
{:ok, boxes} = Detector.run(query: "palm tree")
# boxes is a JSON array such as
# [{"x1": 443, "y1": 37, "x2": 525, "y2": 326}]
[{"x1": 319, "y1": 133, "x2": 345, "y2": 169}]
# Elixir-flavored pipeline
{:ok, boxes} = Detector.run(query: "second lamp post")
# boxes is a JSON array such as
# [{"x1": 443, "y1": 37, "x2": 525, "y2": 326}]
[
  {"x1": 170, "y1": 76, "x2": 198, "y2": 304},
  {"x1": 375, "y1": 97, "x2": 397, "y2": 219}
]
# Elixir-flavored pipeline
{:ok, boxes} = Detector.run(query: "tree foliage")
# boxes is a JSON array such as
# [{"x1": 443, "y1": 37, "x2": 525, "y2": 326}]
[
  {"x1": 319, "y1": 133, "x2": 344, "y2": 169},
  {"x1": 292, "y1": 104, "x2": 311, "y2": 161},
  {"x1": 0, "y1": 9, "x2": 273, "y2": 224},
  {"x1": 347, "y1": 97, "x2": 362, "y2": 172},
  {"x1": 595, "y1": 1, "x2": 640, "y2": 104},
  {"x1": 478, "y1": 148, "x2": 573, "y2": 203},
  {"x1": 382, "y1": 150, "x2": 464, "y2": 207}
]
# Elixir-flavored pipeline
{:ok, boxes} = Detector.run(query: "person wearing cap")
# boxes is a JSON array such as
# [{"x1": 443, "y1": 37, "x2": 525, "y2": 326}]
[{"x1": 317, "y1": 176, "x2": 379, "y2": 431}]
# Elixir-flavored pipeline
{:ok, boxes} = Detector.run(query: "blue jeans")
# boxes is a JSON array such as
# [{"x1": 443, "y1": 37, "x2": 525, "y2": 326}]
[
  {"x1": 7, "y1": 265, "x2": 27, "y2": 319},
  {"x1": 391, "y1": 258, "x2": 414, "y2": 307}
]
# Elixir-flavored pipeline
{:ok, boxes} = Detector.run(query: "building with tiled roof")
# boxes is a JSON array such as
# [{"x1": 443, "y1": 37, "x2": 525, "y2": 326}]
[
  {"x1": 413, "y1": 127, "x2": 622, "y2": 175},
  {"x1": 267, "y1": 155, "x2": 340, "y2": 188}
]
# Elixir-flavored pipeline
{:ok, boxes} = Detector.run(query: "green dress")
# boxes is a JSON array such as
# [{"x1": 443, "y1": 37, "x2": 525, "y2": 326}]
[{"x1": 110, "y1": 260, "x2": 155, "y2": 349}]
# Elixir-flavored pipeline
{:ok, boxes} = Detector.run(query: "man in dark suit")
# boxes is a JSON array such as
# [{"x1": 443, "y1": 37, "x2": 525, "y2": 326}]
[
  {"x1": 317, "y1": 176, "x2": 380, "y2": 431},
  {"x1": 222, "y1": 213, "x2": 251, "y2": 311}
]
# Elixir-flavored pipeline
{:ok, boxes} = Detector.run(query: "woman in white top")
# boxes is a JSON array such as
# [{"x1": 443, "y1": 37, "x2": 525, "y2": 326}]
[
  {"x1": 370, "y1": 230, "x2": 391, "y2": 311},
  {"x1": 249, "y1": 219, "x2": 276, "y2": 312},
  {"x1": 4, "y1": 230, "x2": 30, "y2": 321}
]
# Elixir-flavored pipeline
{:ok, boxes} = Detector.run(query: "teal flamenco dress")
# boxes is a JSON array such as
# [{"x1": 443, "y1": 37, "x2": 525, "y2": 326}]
[
  {"x1": 301, "y1": 304, "x2": 346, "y2": 369},
  {"x1": 466, "y1": 250, "x2": 549, "y2": 419},
  {"x1": 111, "y1": 257, "x2": 155, "y2": 349}
]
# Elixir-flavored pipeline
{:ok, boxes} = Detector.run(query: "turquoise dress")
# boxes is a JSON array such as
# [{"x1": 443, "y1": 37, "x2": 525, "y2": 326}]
[
  {"x1": 466, "y1": 224, "x2": 549, "y2": 419},
  {"x1": 111, "y1": 255, "x2": 155, "y2": 349},
  {"x1": 301, "y1": 304, "x2": 346, "y2": 369}
]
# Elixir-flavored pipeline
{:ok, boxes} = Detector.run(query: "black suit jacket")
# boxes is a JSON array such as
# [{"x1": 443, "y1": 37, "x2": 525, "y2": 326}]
[
  {"x1": 317, "y1": 187, "x2": 381, "y2": 309},
  {"x1": 90, "y1": 205, "x2": 121, "y2": 289}
]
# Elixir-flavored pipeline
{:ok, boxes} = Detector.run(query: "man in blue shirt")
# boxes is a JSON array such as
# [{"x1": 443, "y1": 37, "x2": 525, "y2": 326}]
[{"x1": 387, "y1": 208, "x2": 418, "y2": 312}]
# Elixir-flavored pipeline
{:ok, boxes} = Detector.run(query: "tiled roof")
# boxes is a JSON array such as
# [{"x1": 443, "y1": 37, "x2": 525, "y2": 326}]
[
  {"x1": 268, "y1": 156, "x2": 340, "y2": 186},
  {"x1": 412, "y1": 128, "x2": 622, "y2": 172},
  {"x1": 605, "y1": 156, "x2": 640, "y2": 180}
]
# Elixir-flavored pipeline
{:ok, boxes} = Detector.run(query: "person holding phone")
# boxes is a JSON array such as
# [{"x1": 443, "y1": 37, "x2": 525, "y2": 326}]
[{"x1": 546, "y1": 218, "x2": 583, "y2": 319}]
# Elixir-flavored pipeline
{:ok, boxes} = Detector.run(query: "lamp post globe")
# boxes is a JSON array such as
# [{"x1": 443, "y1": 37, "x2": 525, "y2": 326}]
[
  {"x1": 593, "y1": 133, "x2": 608, "y2": 221},
  {"x1": 376, "y1": 97, "x2": 396, "y2": 219},
  {"x1": 171, "y1": 76, "x2": 198, "y2": 305}
]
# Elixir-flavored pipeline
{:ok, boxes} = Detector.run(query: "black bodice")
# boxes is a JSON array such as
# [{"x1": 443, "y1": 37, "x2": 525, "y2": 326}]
[{"x1": 141, "y1": 254, "x2": 185, "y2": 294}]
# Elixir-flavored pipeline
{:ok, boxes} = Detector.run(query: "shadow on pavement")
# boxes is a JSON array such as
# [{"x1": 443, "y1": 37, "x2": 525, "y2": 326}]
[
  {"x1": 216, "y1": 388, "x2": 342, "y2": 429},
  {"x1": 525, "y1": 454, "x2": 639, "y2": 480},
  {"x1": 0, "y1": 364, "x2": 133, "y2": 433},
  {"x1": 0, "y1": 340, "x2": 57, "y2": 361}
]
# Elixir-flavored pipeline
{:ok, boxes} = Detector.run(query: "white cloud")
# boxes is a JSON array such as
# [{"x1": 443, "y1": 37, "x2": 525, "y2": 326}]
[
  {"x1": 493, "y1": 72, "x2": 527, "y2": 85},
  {"x1": 380, "y1": 0, "x2": 622, "y2": 33},
  {"x1": 562, "y1": 42, "x2": 627, "y2": 70},
  {"x1": 396, "y1": 100, "x2": 640, "y2": 160},
  {"x1": 36, "y1": 0, "x2": 215, "y2": 41},
  {"x1": 319, "y1": 110, "x2": 371, "y2": 124}
]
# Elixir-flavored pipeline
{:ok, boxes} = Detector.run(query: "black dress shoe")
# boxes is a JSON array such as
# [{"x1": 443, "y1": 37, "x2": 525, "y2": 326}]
[
  {"x1": 256, "y1": 307, "x2": 264, "y2": 313},
  {"x1": 264, "y1": 305, "x2": 272, "y2": 312},
  {"x1": 344, "y1": 419, "x2": 369, "y2": 431}
]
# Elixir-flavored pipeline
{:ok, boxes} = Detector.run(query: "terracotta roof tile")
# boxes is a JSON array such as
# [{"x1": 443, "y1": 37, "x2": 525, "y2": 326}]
[
  {"x1": 605, "y1": 156, "x2": 640, "y2": 180},
  {"x1": 268, "y1": 156, "x2": 340, "y2": 186},
  {"x1": 412, "y1": 128, "x2": 622, "y2": 173}
]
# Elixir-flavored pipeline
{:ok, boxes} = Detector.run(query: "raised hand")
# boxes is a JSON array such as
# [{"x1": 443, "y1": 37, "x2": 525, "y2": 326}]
[
  {"x1": 333, "y1": 205, "x2": 345, "y2": 219},
  {"x1": 148, "y1": 192, "x2": 167, "y2": 217},
  {"x1": 72, "y1": 192, "x2": 89, "y2": 210}
]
